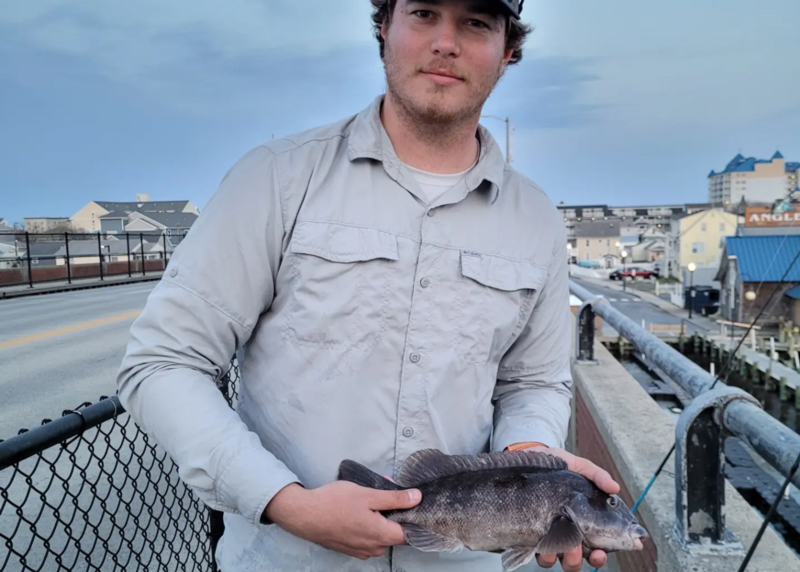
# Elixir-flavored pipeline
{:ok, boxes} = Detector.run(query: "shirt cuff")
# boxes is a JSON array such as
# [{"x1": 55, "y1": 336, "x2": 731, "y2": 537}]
[
  {"x1": 215, "y1": 445, "x2": 303, "y2": 527},
  {"x1": 492, "y1": 424, "x2": 562, "y2": 453}
]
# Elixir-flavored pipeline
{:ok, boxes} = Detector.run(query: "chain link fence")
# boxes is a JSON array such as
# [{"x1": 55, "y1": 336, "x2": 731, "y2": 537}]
[
  {"x1": 0, "y1": 359, "x2": 240, "y2": 572},
  {"x1": 0, "y1": 231, "x2": 187, "y2": 289}
]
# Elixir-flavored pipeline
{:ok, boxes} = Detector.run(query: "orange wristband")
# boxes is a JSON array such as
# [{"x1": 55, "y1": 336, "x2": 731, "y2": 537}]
[{"x1": 505, "y1": 441, "x2": 549, "y2": 452}]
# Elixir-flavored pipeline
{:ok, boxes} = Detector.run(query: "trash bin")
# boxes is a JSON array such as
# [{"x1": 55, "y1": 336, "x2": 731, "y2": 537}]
[{"x1": 684, "y1": 286, "x2": 720, "y2": 316}]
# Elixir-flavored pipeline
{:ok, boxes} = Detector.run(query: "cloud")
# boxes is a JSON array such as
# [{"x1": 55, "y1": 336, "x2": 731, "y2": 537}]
[{"x1": 0, "y1": 0, "x2": 377, "y2": 110}]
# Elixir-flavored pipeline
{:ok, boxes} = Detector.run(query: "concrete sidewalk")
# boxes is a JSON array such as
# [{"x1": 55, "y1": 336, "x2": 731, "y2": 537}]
[
  {"x1": 0, "y1": 272, "x2": 163, "y2": 299},
  {"x1": 576, "y1": 275, "x2": 720, "y2": 333}
]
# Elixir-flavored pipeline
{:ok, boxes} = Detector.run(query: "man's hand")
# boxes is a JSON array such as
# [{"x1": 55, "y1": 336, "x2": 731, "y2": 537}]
[
  {"x1": 264, "y1": 482, "x2": 421, "y2": 560},
  {"x1": 516, "y1": 445, "x2": 620, "y2": 572}
]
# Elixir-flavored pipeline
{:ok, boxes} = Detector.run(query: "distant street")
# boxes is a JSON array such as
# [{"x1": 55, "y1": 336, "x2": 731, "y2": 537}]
[
  {"x1": 0, "y1": 283, "x2": 156, "y2": 440},
  {"x1": 571, "y1": 278, "x2": 706, "y2": 337}
]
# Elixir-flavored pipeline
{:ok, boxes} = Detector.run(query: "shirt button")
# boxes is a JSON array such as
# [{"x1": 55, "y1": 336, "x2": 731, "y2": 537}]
[
  {"x1": 420, "y1": 277, "x2": 430, "y2": 288},
  {"x1": 427, "y1": 210, "x2": 435, "y2": 217},
  {"x1": 169, "y1": 268, "x2": 178, "y2": 277},
  {"x1": 402, "y1": 428, "x2": 414, "y2": 438},
  {"x1": 409, "y1": 353, "x2": 420, "y2": 363}
]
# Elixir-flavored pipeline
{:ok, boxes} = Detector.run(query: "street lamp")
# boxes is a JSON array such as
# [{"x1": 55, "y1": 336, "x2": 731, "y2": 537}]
[
  {"x1": 621, "y1": 250, "x2": 628, "y2": 292},
  {"x1": 687, "y1": 262, "x2": 697, "y2": 319},
  {"x1": 480, "y1": 115, "x2": 513, "y2": 164}
]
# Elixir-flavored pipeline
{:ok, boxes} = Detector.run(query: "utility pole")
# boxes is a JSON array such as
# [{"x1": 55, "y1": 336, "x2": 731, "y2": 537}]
[{"x1": 481, "y1": 115, "x2": 513, "y2": 164}]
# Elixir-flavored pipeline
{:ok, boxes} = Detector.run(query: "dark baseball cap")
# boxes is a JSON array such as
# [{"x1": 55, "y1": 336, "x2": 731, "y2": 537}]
[{"x1": 495, "y1": 0, "x2": 523, "y2": 19}]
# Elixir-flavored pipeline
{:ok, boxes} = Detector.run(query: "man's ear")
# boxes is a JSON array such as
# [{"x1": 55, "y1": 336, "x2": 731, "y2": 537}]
[{"x1": 381, "y1": 21, "x2": 389, "y2": 41}]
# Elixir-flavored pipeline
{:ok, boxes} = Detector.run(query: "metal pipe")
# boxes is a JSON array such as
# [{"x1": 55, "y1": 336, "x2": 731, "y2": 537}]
[
  {"x1": 570, "y1": 279, "x2": 800, "y2": 488},
  {"x1": 0, "y1": 396, "x2": 124, "y2": 471},
  {"x1": 570, "y1": 280, "x2": 713, "y2": 396},
  {"x1": 724, "y1": 400, "x2": 800, "y2": 489}
]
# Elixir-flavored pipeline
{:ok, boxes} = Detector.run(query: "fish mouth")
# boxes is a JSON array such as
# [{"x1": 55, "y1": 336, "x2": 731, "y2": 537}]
[{"x1": 630, "y1": 524, "x2": 648, "y2": 550}]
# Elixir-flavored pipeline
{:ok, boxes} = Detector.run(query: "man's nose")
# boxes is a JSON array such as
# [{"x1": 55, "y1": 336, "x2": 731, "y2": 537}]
[{"x1": 430, "y1": 20, "x2": 461, "y2": 57}]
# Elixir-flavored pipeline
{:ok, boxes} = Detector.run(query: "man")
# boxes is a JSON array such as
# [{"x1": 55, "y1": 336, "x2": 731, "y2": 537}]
[{"x1": 117, "y1": 1, "x2": 620, "y2": 571}]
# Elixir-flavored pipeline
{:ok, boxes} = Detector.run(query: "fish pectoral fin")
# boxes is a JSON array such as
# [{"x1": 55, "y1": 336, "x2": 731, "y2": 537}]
[
  {"x1": 500, "y1": 547, "x2": 537, "y2": 572},
  {"x1": 535, "y1": 515, "x2": 584, "y2": 555},
  {"x1": 401, "y1": 524, "x2": 463, "y2": 553}
]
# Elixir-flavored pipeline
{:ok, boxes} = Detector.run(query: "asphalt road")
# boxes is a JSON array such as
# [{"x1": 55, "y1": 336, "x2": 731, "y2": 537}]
[
  {"x1": 0, "y1": 283, "x2": 156, "y2": 440},
  {"x1": 572, "y1": 277, "x2": 686, "y2": 333}
]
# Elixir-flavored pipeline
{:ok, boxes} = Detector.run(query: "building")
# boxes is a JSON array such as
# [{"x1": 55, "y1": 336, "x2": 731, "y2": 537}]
[
  {"x1": 99, "y1": 211, "x2": 197, "y2": 240},
  {"x1": 0, "y1": 219, "x2": 13, "y2": 233},
  {"x1": 558, "y1": 203, "x2": 699, "y2": 240},
  {"x1": 573, "y1": 219, "x2": 622, "y2": 268},
  {"x1": 560, "y1": 203, "x2": 713, "y2": 274},
  {"x1": 24, "y1": 217, "x2": 71, "y2": 233},
  {"x1": 71, "y1": 194, "x2": 200, "y2": 232},
  {"x1": 708, "y1": 151, "x2": 800, "y2": 206},
  {"x1": 675, "y1": 209, "x2": 740, "y2": 273},
  {"x1": 715, "y1": 235, "x2": 800, "y2": 327}
]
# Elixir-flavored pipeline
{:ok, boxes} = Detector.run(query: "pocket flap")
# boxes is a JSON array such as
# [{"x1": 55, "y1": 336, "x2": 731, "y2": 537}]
[
  {"x1": 291, "y1": 221, "x2": 399, "y2": 263},
  {"x1": 460, "y1": 251, "x2": 546, "y2": 291}
]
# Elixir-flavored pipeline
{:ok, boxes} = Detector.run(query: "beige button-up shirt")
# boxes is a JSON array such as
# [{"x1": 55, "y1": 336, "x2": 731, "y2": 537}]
[{"x1": 117, "y1": 94, "x2": 573, "y2": 572}]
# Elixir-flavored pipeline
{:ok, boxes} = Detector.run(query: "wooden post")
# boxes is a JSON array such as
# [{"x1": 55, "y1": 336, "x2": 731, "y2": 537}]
[
  {"x1": 750, "y1": 329, "x2": 756, "y2": 350},
  {"x1": 779, "y1": 377, "x2": 789, "y2": 401},
  {"x1": 766, "y1": 373, "x2": 777, "y2": 392}
]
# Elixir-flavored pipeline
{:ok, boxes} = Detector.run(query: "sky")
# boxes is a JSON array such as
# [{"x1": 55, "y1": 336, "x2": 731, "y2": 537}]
[{"x1": 1, "y1": 0, "x2": 799, "y2": 224}]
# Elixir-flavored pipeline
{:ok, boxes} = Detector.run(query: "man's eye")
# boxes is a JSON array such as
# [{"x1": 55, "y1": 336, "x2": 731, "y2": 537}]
[
  {"x1": 413, "y1": 10, "x2": 433, "y2": 18},
  {"x1": 467, "y1": 19, "x2": 490, "y2": 29}
]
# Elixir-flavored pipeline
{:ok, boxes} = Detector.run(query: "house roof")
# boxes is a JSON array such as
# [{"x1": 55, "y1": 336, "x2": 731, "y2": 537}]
[
  {"x1": 141, "y1": 212, "x2": 198, "y2": 228},
  {"x1": 55, "y1": 239, "x2": 136, "y2": 257},
  {"x1": 574, "y1": 220, "x2": 621, "y2": 238},
  {"x1": 724, "y1": 236, "x2": 800, "y2": 282},
  {"x1": 95, "y1": 200, "x2": 190, "y2": 213},
  {"x1": 99, "y1": 210, "x2": 132, "y2": 219},
  {"x1": 785, "y1": 285, "x2": 800, "y2": 300},
  {"x1": 710, "y1": 151, "x2": 796, "y2": 177}
]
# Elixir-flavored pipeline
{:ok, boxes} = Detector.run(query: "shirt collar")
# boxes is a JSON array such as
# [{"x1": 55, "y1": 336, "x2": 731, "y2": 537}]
[{"x1": 347, "y1": 94, "x2": 507, "y2": 201}]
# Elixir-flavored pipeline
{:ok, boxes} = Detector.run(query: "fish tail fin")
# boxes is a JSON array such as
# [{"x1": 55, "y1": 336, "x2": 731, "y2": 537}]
[{"x1": 338, "y1": 460, "x2": 403, "y2": 491}]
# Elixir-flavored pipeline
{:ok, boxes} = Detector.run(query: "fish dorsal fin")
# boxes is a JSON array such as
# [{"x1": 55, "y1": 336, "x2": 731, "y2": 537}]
[{"x1": 397, "y1": 449, "x2": 568, "y2": 487}]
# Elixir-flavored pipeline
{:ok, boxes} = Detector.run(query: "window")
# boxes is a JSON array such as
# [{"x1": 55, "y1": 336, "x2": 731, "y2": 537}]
[
  {"x1": 586, "y1": 240, "x2": 589, "y2": 247},
  {"x1": 692, "y1": 242, "x2": 705, "y2": 254},
  {"x1": 701, "y1": 223, "x2": 707, "y2": 232},
  {"x1": 719, "y1": 223, "x2": 726, "y2": 232}
]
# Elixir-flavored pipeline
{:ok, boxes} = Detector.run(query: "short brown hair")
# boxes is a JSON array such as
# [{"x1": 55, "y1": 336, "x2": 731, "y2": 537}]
[{"x1": 370, "y1": 0, "x2": 532, "y2": 65}]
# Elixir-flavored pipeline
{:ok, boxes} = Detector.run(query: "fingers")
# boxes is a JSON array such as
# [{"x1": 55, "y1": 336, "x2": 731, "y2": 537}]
[
  {"x1": 536, "y1": 553, "x2": 557, "y2": 568},
  {"x1": 588, "y1": 549, "x2": 607, "y2": 568},
  {"x1": 559, "y1": 545, "x2": 585, "y2": 572},
  {"x1": 368, "y1": 488, "x2": 422, "y2": 511}
]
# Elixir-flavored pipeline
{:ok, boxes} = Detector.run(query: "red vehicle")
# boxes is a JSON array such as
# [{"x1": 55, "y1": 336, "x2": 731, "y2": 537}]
[{"x1": 609, "y1": 267, "x2": 659, "y2": 280}]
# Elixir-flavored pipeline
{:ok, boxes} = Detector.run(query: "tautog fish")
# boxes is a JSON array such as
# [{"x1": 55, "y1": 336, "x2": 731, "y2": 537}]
[{"x1": 338, "y1": 448, "x2": 648, "y2": 571}]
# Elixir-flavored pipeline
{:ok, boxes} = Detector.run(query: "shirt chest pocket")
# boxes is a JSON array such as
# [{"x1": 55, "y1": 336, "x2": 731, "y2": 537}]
[
  {"x1": 453, "y1": 251, "x2": 547, "y2": 364},
  {"x1": 284, "y1": 221, "x2": 399, "y2": 348}
]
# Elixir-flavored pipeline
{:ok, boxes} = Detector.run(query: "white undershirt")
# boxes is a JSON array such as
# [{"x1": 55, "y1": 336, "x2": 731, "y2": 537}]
[{"x1": 401, "y1": 145, "x2": 480, "y2": 205}]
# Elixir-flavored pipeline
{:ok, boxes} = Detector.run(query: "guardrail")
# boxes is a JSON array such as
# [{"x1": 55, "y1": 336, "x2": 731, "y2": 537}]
[
  {"x1": 0, "y1": 231, "x2": 184, "y2": 289},
  {"x1": 570, "y1": 279, "x2": 800, "y2": 549},
  {"x1": 0, "y1": 360, "x2": 239, "y2": 571}
]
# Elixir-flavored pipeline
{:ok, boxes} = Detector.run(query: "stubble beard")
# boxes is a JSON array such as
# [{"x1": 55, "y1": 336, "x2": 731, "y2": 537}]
[{"x1": 383, "y1": 41, "x2": 505, "y2": 143}]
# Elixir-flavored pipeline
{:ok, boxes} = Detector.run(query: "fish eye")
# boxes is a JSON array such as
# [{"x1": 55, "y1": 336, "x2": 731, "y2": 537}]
[{"x1": 607, "y1": 496, "x2": 618, "y2": 508}]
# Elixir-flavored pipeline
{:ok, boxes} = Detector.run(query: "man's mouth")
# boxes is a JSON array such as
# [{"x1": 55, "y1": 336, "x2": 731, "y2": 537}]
[{"x1": 420, "y1": 69, "x2": 464, "y2": 86}]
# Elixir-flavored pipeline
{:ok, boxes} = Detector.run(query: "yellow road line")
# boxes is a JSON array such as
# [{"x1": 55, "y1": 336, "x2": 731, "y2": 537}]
[{"x1": 0, "y1": 310, "x2": 141, "y2": 350}]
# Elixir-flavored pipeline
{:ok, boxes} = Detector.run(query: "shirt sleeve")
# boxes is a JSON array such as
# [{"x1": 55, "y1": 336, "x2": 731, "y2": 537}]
[
  {"x1": 491, "y1": 218, "x2": 573, "y2": 451},
  {"x1": 116, "y1": 145, "x2": 301, "y2": 527}
]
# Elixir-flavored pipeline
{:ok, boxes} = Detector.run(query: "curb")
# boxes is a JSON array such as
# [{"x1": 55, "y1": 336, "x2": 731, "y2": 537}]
[{"x1": 0, "y1": 275, "x2": 162, "y2": 300}]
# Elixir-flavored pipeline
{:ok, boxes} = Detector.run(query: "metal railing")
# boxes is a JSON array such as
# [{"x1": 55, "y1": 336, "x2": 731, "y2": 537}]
[
  {"x1": 0, "y1": 232, "x2": 187, "y2": 289},
  {"x1": 570, "y1": 279, "x2": 800, "y2": 549},
  {"x1": 0, "y1": 360, "x2": 239, "y2": 571}
]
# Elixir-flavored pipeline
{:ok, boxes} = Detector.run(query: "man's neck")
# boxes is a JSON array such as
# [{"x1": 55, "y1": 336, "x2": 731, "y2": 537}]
[{"x1": 380, "y1": 92, "x2": 480, "y2": 174}]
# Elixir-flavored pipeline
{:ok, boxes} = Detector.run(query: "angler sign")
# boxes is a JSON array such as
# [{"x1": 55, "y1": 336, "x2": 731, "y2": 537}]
[{"x1": 745, "y1": 206, "x2": 800, "y2": 227}]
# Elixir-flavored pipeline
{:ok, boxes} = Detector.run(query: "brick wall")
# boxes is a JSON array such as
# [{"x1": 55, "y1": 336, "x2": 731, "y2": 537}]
[{"x1": 575, "y1": 388, "x2": 658, "y2": 572}]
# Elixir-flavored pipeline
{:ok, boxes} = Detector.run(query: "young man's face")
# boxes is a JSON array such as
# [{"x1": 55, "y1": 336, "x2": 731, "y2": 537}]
[{"x1": 381, "y1": 0, "x2": 514, "y2": 125}]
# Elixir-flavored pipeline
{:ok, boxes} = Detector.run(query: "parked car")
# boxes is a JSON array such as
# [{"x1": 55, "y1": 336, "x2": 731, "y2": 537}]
[{"x1": 609, "y1": 267, "x2": 659, "y2": 280}]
